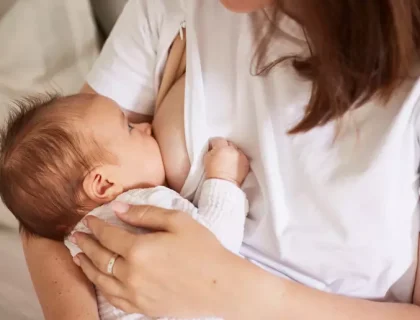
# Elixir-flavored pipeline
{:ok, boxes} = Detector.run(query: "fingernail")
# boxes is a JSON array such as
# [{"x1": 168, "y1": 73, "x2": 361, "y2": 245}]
[
  {"x1": 73, "y1": 256, "x2": 81, "y2": 266},
  {"x1": 69, "y1": 235, "x2": 77, "y2": 244},
  {"x1": 111, "y1": 201, "x2": 130, "y2": 214}
]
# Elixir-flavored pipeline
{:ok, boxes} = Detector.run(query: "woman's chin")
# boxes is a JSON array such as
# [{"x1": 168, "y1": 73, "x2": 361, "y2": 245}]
[{"x1": 219, "y1": 0, "x2": 273, "y2": 13}]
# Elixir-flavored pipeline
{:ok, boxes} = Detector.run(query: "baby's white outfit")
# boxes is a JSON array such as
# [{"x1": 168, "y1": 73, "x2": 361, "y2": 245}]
[{"x1": 65, "y1": 179, "x2": 248, "y2": 320}]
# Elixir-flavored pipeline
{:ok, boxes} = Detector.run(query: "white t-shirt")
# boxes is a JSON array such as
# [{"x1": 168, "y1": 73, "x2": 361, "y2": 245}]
[{"x1": 86, "y1": 0, "x2": 420, "y2": 302}]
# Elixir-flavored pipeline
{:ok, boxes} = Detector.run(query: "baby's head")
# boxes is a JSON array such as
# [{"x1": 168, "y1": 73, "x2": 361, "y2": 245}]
[{"x1": 0, "y1": 93, "x2": 165, "y2": 240}]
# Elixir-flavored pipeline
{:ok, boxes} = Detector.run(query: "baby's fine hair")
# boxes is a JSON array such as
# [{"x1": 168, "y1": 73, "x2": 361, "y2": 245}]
[{"x1": 0, "y1": 93, "x2": 106, "y2": 240}]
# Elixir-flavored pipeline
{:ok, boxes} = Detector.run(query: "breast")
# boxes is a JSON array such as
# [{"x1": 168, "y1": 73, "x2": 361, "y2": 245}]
[{"x1": 152, "y1": 74, "x2": 190, "y2": 193}]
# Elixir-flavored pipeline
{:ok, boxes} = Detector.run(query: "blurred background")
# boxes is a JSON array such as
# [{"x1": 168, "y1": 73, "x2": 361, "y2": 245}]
[{"x1": 0, "y1": 0, "x2": 127, "y2": 318}]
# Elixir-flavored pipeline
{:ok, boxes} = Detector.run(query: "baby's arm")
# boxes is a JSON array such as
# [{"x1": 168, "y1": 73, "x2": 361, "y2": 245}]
[
  {"x1": 187, "y1": 138, "x2": 250, "y2": 253},
  {"x1": 193, "y1": 179, "x2": 248, "y2": 253}
]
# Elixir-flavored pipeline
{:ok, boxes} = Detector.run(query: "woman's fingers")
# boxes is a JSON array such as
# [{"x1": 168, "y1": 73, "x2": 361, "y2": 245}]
[
  {"x1": 81, "y1": 217, "x2": 137, "y2": 258},
  {"x1": 73, "y1": 231, "x2": 128, "y2": 279},
  {"x1": 113, "y1": 204, "x2": 184, "y2": 232},
  {"x1": 75, "y1": 253, "x2": 126, "y2": 299}
]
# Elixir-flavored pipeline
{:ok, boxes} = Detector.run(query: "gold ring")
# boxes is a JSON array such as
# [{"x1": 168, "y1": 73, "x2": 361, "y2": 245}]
[{"x1": 106, "y1": 253, "x2": 119, "y2": 275}]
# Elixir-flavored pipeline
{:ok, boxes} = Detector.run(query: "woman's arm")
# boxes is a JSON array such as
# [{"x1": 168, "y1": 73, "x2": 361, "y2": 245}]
[
  {"x1": 71, "y1": 204, "x2": 420, "y2": 319},
  {"x1": 266, "y1": 239, "x2": 420, "y2": 319},
  {"x1": 22, "y1": 234, "x2": 99, "y2": 320},
  {"x1": 256, "y1": 272, "x2": 420, "y2": 320}
]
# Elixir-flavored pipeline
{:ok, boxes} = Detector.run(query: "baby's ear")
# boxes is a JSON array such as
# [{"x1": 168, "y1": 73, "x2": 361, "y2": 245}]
[
  {"x1": 83, "y1": 166, "x2": 123, "y2": 204},
  {"x1": 56, "y1": 224, "x2": 72, "y2": 237}
]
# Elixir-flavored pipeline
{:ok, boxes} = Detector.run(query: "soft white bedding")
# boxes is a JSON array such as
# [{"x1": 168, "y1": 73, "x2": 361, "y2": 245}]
[{"x1": 0, "y1": 0, "x2": 99, "y2": 318}]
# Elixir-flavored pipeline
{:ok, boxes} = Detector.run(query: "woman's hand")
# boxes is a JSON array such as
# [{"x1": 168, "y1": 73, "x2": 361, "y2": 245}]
[{"x1": 70, "y1": 204, "x2": 258, "y2": 318}]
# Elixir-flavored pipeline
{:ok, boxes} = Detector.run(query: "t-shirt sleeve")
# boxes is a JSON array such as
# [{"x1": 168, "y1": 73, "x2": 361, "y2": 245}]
[{"x1": 86, "y1": 0, "x2": 164, "y2": 115}]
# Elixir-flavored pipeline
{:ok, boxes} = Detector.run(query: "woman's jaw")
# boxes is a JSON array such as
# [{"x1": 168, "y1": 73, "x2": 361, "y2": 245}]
[{"x1": 219, "y1": 0, "x2": 274, "y2": 13}]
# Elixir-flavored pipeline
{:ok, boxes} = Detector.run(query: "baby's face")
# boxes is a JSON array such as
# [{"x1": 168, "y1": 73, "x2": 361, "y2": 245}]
[{"x1": 83, "y1": 96, "x2": 165, "y2": 190}]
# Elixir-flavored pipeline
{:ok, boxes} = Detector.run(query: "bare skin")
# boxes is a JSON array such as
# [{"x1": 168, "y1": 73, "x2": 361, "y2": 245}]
[{"x1": 152, "y1": 74, "x2": 191, "y2": 193}]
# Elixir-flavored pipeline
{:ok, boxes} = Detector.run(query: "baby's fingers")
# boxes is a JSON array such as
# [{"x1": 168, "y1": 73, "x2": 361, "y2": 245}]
[{"x1": 209, "y1": 137, "x2": 229, "y2": 150}]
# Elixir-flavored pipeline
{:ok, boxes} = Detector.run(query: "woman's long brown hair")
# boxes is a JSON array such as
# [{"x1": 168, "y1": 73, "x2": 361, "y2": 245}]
[{"x1": 256, "y1": 0, "x2": 420, "y2": 133}]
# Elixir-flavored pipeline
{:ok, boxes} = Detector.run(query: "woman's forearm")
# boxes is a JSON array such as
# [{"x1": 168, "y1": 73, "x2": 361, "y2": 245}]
[
  {"x1": 230, "y1": 256, "x2": 420, "y2": 320},
  {"x1": 71, "y1": 209, "x2": 420, "y2": 319},
  {"x1": 22, "y1": 234, "x2": 99, "y2": 320},
  {"x1": 279, "y1": 280, "x2": 420, "y2": 320}
]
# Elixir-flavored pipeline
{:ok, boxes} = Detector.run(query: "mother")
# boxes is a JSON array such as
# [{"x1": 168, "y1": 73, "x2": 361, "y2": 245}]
[{"x1": 23, "y1": 0, "x2": 420, "y2": 319}]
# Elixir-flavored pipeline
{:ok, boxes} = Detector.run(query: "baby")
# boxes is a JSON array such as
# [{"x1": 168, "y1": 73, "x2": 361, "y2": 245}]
[{"x1": 0, "y1": 93, "x2": 250, "y2": 319}]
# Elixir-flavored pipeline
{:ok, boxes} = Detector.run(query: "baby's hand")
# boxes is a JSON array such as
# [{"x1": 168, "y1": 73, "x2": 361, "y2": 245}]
[{"x1": 204, "y1": 138, "x2": 250, "y2": 186}]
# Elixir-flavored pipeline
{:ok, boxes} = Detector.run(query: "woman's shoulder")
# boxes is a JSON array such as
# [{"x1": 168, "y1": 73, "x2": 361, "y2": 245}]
[{"x1": 85, "y1": 0, "x2": 186, "y2": 114}]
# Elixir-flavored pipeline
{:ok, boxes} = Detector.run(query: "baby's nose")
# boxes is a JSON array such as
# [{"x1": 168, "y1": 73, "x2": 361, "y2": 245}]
[{"x1": 135, "y1": 122, "x2": 152, "y2": 135}]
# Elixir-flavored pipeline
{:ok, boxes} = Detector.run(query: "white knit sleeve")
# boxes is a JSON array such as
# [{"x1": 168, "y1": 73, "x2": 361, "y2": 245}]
[{"x1": 192, "y1": 179, "x2": 248, "y2": 254}]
